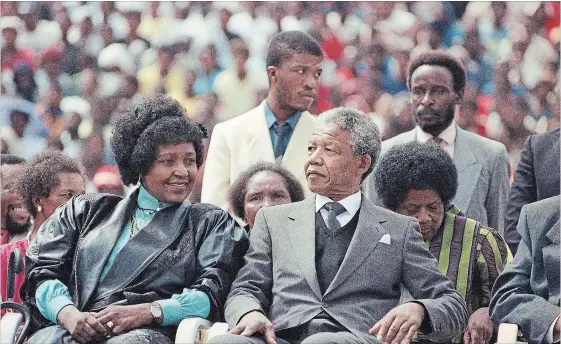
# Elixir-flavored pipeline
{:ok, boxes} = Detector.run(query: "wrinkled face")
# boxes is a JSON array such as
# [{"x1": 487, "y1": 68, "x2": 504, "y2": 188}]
[
  {"x1": 270, "y1": 53, "x2": 323, "y2": 113},
  {"x1": 410, "y1": 65, "x2": 462, "y2": 136},
  {"x1": 142, "y1": 143, "x2": 198, "y2": 203},
  {"x1": 1, "y1": 163, "x2": 30, "y2": 230},
  {"x1": 305, "y1": 122, "x2": 369, "y2": 200},
  {"x1": 243, "y1": 171, "x2": 292, "y2": 229},
  {"x1": 39, "y1": 172, "x2": 86, "y2": 220},
  {"x1": 396, "y1": 189, "x2": 444, "y2": 240}
]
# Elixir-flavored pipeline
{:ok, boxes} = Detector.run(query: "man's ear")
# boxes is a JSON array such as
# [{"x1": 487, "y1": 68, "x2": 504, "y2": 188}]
[
  {"x1": 357, "y1": 155, "x2": 372, "y2": 176},
  {"x1": 267, "y1": 66, "x2": 277, "y2": 83},
  {"x1": 455, "y1": 88, "x2": 464, "y2": 104}
]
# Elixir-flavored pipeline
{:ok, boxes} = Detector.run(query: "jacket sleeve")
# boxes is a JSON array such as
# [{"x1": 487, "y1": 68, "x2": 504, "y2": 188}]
[
  {"x1": 200, "y1": 123, "x2": 231, "y2": 211},
  {"x1": 485, "y1": 144, "x2": 511, "y2": 235},
  {"x1": 490, "y1": 206, "x2": 560, "y2": 344},
  {"x1": 190, "y1": 208, "x2": 249, "y2": 322},
  {"x1": 22, "y1": 196, "x2": 85, "y2": 311},
  {"x1": 401, "y1": 219, "x2": 468, "y2": 340},
  {"x1": 504, "y1": 136, "x2": 535, "y2": 255},
  {"x1": 224, "y1": 209, "x2": 273, "y2": 329}
]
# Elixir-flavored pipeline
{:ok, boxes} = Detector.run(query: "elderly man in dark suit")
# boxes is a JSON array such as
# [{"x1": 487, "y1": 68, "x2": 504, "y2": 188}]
[
  {"x1": 490, "y1": 195, "x2": 560, "y2": 343},
  {"x1": 209, "y1": 107, "x2": 467, "y2": 344},
  {"x1": 504, "y1": 128, "x2": 560, "y2": 255}
]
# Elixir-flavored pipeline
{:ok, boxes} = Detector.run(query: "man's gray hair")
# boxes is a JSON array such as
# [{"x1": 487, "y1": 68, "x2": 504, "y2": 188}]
[{"x1": 319, "y1": 107, "x2": 382, "y2": 179}]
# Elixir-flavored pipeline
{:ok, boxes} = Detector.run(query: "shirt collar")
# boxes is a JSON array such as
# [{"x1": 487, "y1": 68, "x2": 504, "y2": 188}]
[
  {"x1": 264, "y1": 100, "x2": 302, "y2": 130},
  {"x1": 315, "y1": 191, "x2": 362, "y2": 216},
  {"x1": 415, "y1": 121, "x2": 457, "y2": 145},
  {"x1": 138, "y1": 185, "x2": 174, "y2": 211}
]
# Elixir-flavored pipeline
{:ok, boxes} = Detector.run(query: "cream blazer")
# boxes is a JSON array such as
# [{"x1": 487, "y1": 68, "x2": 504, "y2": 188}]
[{"x1": 201, "y1": 101, "x2": 316, "y2": 212}]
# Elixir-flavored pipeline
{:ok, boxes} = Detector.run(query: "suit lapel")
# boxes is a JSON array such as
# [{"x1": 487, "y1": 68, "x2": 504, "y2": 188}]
[
  {"x1": 325, "y1": 197, "x2": 386, "y2": 295},
  {"x1": 286, "y1": 197, "x2": 322, "y2": 298},
  {"x1": 75, "y1": 191, "x2": 137, "y2": 309},
  {"x1": 453, "y1": 127, "x2": 482, "y2": 213},
  {"x1": 247, "y1": 102, "x2": 275, "y2": 161},
  {"x1": 544, "y1": 220, "x2": 560, "y2": 305}
]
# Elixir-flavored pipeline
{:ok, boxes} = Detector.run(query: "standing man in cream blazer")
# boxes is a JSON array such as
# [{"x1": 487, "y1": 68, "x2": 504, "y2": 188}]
[
  {"x1": 201, "y1": 31, "x2": 323, "y2": 212},
  {"x1": 363, "y1": 50, "x2": 510, "y2": 234}
]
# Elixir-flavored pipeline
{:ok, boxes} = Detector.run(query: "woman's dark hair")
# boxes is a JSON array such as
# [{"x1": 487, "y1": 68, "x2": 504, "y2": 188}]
[
  {"x1": 407, "y1": 50, "x2": 466, "y2": 93},
  {"x1": 228, "y1": 161, "x2": 305, "y2": 220},
  {"x1": 111, "y1": 94, "x2": 206, "y2": 185},
  {"x1": 16, "y1": 150, "x2": 84, "y2": 217},
  {"x1": 374, "y1": 141, "x2": 458, "y2": 210}
]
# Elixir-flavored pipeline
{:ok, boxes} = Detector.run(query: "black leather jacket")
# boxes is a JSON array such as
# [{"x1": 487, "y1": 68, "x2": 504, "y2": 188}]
[{"x1": 22, "y1": 189, "x2": 249, "y2": 334}]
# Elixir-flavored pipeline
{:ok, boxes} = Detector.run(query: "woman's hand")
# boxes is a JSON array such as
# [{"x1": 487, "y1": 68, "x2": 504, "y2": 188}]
[
  {"x1": 463, "y1": 307, "x2": 494, "y2": 344},
  {"x1": 95, "y1": 304, "x2": 154, "y2": 335},
  {"x1": 57, "y1": 305, "x2": 108, "y2": 343}
]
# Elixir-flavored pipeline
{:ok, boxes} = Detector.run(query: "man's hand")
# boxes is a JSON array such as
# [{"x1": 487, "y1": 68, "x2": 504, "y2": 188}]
[
  {"x1": 95, "y1": 304, "x2": 154, "y2": 336},
  {"x1": 229, "y1": 310, "x2": 277, "y2": 344},
  {"x1": 369, "y1": 302, "x2": 425, "y2": 344},
  {"x1": 57, "y1": 305, "x2": 108, "y2": 343},
  {"x1": 463, "y1": 307, "x2": 493, "y2": 344}
]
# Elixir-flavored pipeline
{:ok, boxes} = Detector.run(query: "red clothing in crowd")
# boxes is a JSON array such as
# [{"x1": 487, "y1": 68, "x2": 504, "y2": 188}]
[
  {"x1": 0, "y1": 49, "x2": 35, "y2": 72},
  {"x1": 1, "y1": 229, "x2": 9, "y2": 245},
  {"x1": 1, "y1": 238, "x2": 28, "y2": 316}
]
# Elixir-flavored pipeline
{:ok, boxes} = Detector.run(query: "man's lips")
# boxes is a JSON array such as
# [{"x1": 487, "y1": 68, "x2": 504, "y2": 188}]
[{"x1": 306, "y1": 170, "x2": 324, "y2": 177}]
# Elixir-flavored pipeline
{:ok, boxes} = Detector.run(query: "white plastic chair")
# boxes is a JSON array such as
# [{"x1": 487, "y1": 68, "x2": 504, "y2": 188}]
[
  {"x1": 175, "y1": 318, "x2": 228, "y2": 344},
  {"x1": 496, "y1": 323, "x2": 526, "y2": 344}
]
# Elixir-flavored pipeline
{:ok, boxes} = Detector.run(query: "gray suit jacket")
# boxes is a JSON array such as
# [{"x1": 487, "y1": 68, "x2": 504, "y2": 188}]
[
  {"x1": 490, "y1": 195, "x2": 560, "y2": 344},
  {"x1": 225, "y1": 195, "x2": 468, "y2": 343},
  {"x1": 363, "y1": 125, "x2": 510, "y2": 234}
]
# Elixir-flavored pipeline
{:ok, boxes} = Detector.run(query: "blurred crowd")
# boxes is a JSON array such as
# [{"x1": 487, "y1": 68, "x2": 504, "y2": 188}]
[{"x1": 1, "y1": 1, "x2": 560, "y2": 195}]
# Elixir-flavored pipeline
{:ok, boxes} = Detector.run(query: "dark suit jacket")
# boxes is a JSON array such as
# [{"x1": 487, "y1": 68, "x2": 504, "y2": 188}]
[
  {"x1": 504, "y1": 128, "x2": 560, "y2": 255},
  {"x1": 225, "y1": 195, "x2": 468, "y2": 343},
  {"x1": 490, "y1": 195, "x2": 560, "y2": 344}
]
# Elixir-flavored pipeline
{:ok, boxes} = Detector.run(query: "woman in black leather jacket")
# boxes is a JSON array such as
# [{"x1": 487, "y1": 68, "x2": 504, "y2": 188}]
[{"x1": 22, "y1": 94, "x2": 250, "y2": 344}]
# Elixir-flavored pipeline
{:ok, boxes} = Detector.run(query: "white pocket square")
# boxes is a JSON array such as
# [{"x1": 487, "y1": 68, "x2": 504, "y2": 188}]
[{"x1": 379, "y1": 234, "x2": 391, "y2": 245}]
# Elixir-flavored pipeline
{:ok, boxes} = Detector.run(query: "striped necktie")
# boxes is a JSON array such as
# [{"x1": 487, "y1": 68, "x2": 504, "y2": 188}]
[{"x1": 323, "y1": 202, "x2": 347, "y2": 232}]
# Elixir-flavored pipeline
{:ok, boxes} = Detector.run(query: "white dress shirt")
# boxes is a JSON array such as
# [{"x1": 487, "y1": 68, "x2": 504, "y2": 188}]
[
  {"x1": 415, "y1": 120, "x2": 457, "y2": 158},
  {"x1": 316, "y1": 191, "x2": 362, "y2": 227}
]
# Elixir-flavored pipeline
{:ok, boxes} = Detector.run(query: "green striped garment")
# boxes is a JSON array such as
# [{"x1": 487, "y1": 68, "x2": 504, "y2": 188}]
[{"x1": 425, "y1": 204, "x2": 513, "y2": 317}]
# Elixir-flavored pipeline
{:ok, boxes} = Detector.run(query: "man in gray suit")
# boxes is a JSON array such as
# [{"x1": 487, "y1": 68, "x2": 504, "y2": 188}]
[
  {"x1": 210, "y1": 108, "x2": 467, "y2": 344},
  {"x1": 490, "y1": 195, "x2": 560, "y2": 343},
  {"x1": 362, "y1": 50, "x2": 510, "y2": 234}
]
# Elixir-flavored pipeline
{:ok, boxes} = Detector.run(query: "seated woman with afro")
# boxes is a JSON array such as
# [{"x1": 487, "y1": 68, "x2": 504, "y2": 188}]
[
  {"x1": 22, "y1": 95, "x2": 249, "y2": 344},
  {"x1": 373, "y1": 141, "x2": 512, "y2": 344}
]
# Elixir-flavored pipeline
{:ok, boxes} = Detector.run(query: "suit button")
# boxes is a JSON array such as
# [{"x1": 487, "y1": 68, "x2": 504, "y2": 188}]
[{"x1": 321, "y1": 302, "x2": 328, "y2": 308}]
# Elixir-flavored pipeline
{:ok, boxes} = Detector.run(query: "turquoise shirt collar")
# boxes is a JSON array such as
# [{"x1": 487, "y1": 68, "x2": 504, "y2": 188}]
[
  {"x1": 138, "y1": 185, "x2": 174, "y2": 211},
  {"x1": 264, "y1": 101, "x2": 302, "y2": 129}
]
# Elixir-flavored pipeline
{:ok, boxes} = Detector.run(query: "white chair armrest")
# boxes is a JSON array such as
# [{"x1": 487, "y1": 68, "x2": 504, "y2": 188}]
[
  {"x1": 207, "y1": 322, "x2": 228, "y2": 341},
  {"x1": 1, "y1": 312, "x2": 23, "y2": 344},
  {"x1": 175, "y1": 318, "x2": 211, "y2": 344},
  {"x1": 496, "y1": 323, "x2": 522, "y2": 344}
]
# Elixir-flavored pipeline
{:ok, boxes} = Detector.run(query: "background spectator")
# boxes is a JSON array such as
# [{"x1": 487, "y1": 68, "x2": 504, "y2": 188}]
[{"x1": 0, "y1": 1, "x2": 558, "y2": 203}]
